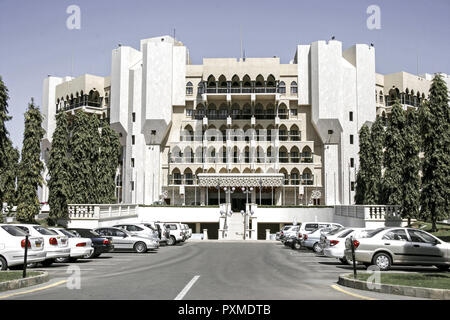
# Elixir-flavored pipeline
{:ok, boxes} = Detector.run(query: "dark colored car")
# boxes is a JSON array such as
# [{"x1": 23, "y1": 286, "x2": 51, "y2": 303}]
[{"x1": 67, "y1": 228, "x2": 114, "y2": 258}]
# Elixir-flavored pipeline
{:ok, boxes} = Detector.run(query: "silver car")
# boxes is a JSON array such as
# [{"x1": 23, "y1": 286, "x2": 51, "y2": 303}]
[
  {"x1": 344, "y1": 227, "x2": 450, "y2": 271},
  {"x1": 94, "y1": 227, "x2": 158, "y2": 253}
]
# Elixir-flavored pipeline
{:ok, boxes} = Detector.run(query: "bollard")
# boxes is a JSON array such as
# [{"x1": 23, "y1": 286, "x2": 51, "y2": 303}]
[
  {"x1": 266, "y1": 229, "x2": 271, "y2": 241},
  {"x1": 23, "y1": 234, "x2": 29, "y2": 278},
  {"x1": 203, "y1": 229, "x2": 208, "y2": 240},
  {"x1": 350, "y1": 236, "x2": 357, "y2": 278}
]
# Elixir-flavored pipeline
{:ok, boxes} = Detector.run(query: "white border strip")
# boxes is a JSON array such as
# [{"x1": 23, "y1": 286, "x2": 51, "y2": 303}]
[{"x1": 174, "y1": 275, "x2": 200, "y2": 300}]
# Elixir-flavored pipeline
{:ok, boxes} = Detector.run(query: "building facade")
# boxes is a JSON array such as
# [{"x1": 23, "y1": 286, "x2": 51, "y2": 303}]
[{"x1": 40, "y1": 36, "x2": 442, "y2": 235}]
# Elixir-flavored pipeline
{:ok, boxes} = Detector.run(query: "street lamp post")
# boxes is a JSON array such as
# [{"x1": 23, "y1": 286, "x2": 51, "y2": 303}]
[
  {"x1": 241, "y1": 187, "x2": 254, "y2": 240},
  {"x1": 258, "y1": 179, "x2": 262, "y2": 206},
  {"x1": 222, "y1": 187, "x2": 235, "y2": 238}
]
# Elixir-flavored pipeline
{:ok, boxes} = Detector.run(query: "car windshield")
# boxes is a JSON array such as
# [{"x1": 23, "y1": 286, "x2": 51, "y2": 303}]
[
  {"x1": 72, "y1": 229, "x2": 100, "y2": 238},
  {"x1": 1, "y1": 225, "x2": 27, "y2": 236},
  {"x1": 338, "y1": 229, "x2": 355, "y2": 238},
  {"x1": 33, "y1": 226, "x2": 57, "y2": 235},
  {"x1": 327, "y1": 227, "x2": 345, "y2": 236},
  {"x1": 362, "y1": 228, "x2": 385, "y2": 238},
  {"x1": 58, "y1": 229, "x2": 77, "y2": 238}
]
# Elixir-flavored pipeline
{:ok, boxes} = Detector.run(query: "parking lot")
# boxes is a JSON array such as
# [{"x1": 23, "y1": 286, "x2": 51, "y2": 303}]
[{"x1": 0, "y1": 241, "x2": 430, "y2": 300}]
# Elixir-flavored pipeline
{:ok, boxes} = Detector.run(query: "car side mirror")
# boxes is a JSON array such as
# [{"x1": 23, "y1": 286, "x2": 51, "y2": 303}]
[{"x1": 433, "y1": 239, "x2": 440, "y2": 245}]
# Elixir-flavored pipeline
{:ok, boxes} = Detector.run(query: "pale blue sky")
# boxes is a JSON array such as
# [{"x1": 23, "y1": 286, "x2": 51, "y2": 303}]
[{"x1": 1, "y1": 0, "x2": 449, "y2": 149}]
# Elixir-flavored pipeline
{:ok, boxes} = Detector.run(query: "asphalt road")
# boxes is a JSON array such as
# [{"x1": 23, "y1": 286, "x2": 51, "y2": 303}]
[{"x1": 0, "y1": 241, "x2": 431, "y2": 300}]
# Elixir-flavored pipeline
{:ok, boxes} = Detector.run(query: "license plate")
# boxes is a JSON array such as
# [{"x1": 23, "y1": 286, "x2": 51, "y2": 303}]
[{"x1": 36, "y1": 243, "x2": 41, "y2": 247}]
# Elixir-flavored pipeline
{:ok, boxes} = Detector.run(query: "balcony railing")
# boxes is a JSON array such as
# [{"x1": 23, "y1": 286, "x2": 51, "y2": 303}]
[
  {"x1": 203, "y1": 87, "x2": 278, "y2": 94},
  {"x1": 56, "y1": 97, "x2": 104, "y2": 113}
]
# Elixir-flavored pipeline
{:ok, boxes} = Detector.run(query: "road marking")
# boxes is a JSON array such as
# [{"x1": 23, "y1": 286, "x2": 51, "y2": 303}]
[
  {"x1": 0, "y1": 280, "x2": 67, "y2": 299},
  {"x1": 174, "y1": 275, "x2": 200, "y2": 300},
  {"x1": 330, "y1": 285, "x2": 377, "y2": 300}
]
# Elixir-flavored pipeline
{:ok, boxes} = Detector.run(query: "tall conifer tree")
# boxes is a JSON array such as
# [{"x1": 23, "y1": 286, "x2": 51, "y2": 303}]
[
  {"x1": 16, "y1": 99, "x2": 45, "y2": 222},
  {"x1": 381, "y1": 102, "x2": 406, "y2": 205},
  {"x1": 369, "y1": 115, "x2": 385, "y2": 204},
  {"x1": 355, "y1": 124, "x2": 372, "y2": 204},
  {"x1": 98, "y1": 122, "x2": 121, "y2": 203},
  {"x1": 420, "y1": 74, "x2": 450, "y2": 231},
  {"x1": 48, "y1": 111, "x2": 70, "y2": 222},
  {"x1": 401, "y1": 109, "x2": 421, "y2": 225}
]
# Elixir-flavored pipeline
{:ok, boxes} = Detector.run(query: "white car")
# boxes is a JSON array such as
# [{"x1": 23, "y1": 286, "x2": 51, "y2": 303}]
[
  {"x1": 13, "y1": 224, "x2": 70, "y2": 266},
  {"x1": 0, "y1": 224, "x2": 46, "y2": 270},
  {"x1": 143, "y1": 222, "x2": 169, "y2": 245},
  {"x1": 181, "y1": 224, "x2": 192, "y2": 240},
  {"x1": 49, "y1": 228, "x2": 94, "y2": 263},
  {"x1": 299, "y1": 222, "x2": 344, "y2": 235},
  {"x1": 113, "y1": 223, "x2": 160, "y2": 245},
  {"x1": 164, "y1": 223, "x2": 184, "y2": 246},
  {"x1": 322, "y1": 228, "x2": 371, "y2": 264}
]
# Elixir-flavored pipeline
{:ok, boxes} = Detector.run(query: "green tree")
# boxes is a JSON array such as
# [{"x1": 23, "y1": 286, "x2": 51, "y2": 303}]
[
  {"x1": 381, "y1": 102, "x2": 406, "y2": 205},
  {"x1": 97, "y1": 122, "x2": 121, "y2": 203},
  {"x1": 0, "y1": 76, "x2": 12, "y2": 211},
  {"x1": 69, "y1": 112, "x2": 101, "y2": 204},
  {"x1": 355, "y1": 124, "x2": 372, "y2": 204},
  {"x1": 16, "y1": 99, "x2": 45, "y2": 222},
  {"x1": 420, "y1": 74, "x2": 450, "y2": 232},
  {"x1": 48, "y1": 111, "x2": 70, "y2": 223},
  {"x1": 401, "y1": 109, "x2": 421, "y2": 225},
  {"x1": 369, "y1": 115, "x2": 385, "y2": 204}
]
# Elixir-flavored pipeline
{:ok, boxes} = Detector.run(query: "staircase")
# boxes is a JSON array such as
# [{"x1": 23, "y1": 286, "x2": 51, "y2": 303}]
[{"x1": 226, "y1": 212, "x2": 244, "y2": 240}]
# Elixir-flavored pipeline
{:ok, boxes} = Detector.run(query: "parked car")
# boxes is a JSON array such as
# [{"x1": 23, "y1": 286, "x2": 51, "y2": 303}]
[
  {"x1": 279, "y1": 225, "x2": 299, "y2": 243},
  {"x1": 143, "y1": 222, "x2": 169, "y2": 246},
  {"x1": 302, "y1": 226, "x2": 344, "y2": 253},
  {"x1": 344, "y1": 227, "x2": 450, "y2": 271},
  {"x1": 182, "y1": 224, "x2": 192, "y2": 239},
  {"x1": 164, "y1": 223, "x2": 185, "y2": 246},
  {"x1": 299, "y1": 222, "x2": 344, "y2": 235},
  {"x1": 67, "y1": 228, "x2": 114, "y2": 258},
  {"x1": 0, "y1": 224, "x2": 46, "y2": 270},
  {"x1": 113, "y1": 224, "x2": 160, "y2": 245},
  {"x1": 94, "y1": 227, "x2": 159, "y2": 253},
  {"x1": 321, "y1": 228, "x2": 370, "y2": 264},
  {"x1": 12, "y1": 224, "x2": 70, "y2": 267},
  {"x1": 49, "y1": 228, "x2": 94, "y2": 263}
]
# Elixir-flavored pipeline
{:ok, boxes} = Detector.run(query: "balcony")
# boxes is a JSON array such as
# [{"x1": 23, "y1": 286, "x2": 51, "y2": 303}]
[
  {"x1": 202, "y1": 87, "x2": 278, "y2": 94},
  {"x1": 56, "y1": 97, "x2": 104, "y2": 113}
]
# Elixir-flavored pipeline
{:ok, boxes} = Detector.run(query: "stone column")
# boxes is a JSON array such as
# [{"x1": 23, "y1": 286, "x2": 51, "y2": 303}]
[
  {"x1": 203, "y1": 229, "x2": 208, "y2": 240},
  {"x1": 266, "y1": 229, "x2": 271, "y2": 240}
]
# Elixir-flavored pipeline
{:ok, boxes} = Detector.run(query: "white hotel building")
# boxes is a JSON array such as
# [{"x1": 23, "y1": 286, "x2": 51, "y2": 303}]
[{"x1": 39, "y1": 35, "x2": 445, "y2": 239}]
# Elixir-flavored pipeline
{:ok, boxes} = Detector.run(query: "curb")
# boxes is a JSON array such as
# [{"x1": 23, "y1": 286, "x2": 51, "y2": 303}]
[
  {"x1": 0, "y1": 272, "x2": 49, "y2": 292},
  {"x1": 338, "y1": 273, "x2": 450, "y2": 300}
]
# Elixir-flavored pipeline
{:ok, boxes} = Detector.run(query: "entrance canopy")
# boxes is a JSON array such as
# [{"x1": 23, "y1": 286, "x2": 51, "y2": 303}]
[{"x1": 197, "y1": 173, "x2": 284, "y2": 187}]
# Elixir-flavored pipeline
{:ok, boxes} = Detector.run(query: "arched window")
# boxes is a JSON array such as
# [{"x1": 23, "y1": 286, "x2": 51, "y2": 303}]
[
  {"x1": 291, "y1": 169, "x2": 300, "y2": 185},
  {"x1": 198, "y1": 82, "x2": 204, "y2": 94},
  {"x1": 184, "y1": 169, "x2": 193, "y2": 185},
  {"x1": 278, "y1": 103, "x2": 288, "y2": 119},
  {"x1": 186, "y1": 82, "x2": 193, "y2": 95},
  {"x1": 301, "y1": 146, "x2": 313, "y2": 163},
  {"x1": 278, "y1": 81, "x2": 286, "y2": 94},
  {"x1": 290, "y1": 81, "x2": 298, "y2": 94},
  {"x1": 279, "y1": 146, "x2": 288, "y2": 163},
  {"x1": 301, "y1": 168, "x2": 313, "y2": 185}
]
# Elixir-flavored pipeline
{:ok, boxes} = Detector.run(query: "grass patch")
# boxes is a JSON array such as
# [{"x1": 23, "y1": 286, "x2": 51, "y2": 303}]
[
  {"x1": 351, "y1": 272, "x2": 450, "y2": 290},
  {"x1": 0, "y1": 271, "x2": 42, "y2": 283},
  {"x1": 410, "y1": 221, "x2": 450, "y2": 242}
]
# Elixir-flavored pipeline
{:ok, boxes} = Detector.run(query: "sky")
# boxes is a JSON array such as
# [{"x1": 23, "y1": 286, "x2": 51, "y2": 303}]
[{"x1": 0, "y1": 0, "x2": 449, "y2": 150}]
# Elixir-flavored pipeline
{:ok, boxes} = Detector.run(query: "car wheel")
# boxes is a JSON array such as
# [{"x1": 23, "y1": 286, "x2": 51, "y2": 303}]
[
  {"x1": 372, "y1": 252, "x2": 392, "y2": 271},
  {"x1": 0, "y1": 256, "x2": 7, "y2": 270},
  {"x1": 294, "y1": 242, "x2": 302, "y2": 250},
  {"x1": 339, "y1": 257, "x2": 347, "y2": 264},
  {"x1": 55, "y1": 257, "x2": 69, "y2": 263},
  {"x1": 313, "y1": 243, "x2": 322, "y2": 253},
  {"x1": 168, "y1": 236, "x2": 176, "y2": 246},
  {"x1": 42, "y1": 259, "x2": 54, "y2": 267},
  {"x1": 435, "y1": 265, "x2": 449, "y2": 272},
  {"x1": 134, "y1": 242, "x2": 147, "y2": 253}
]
